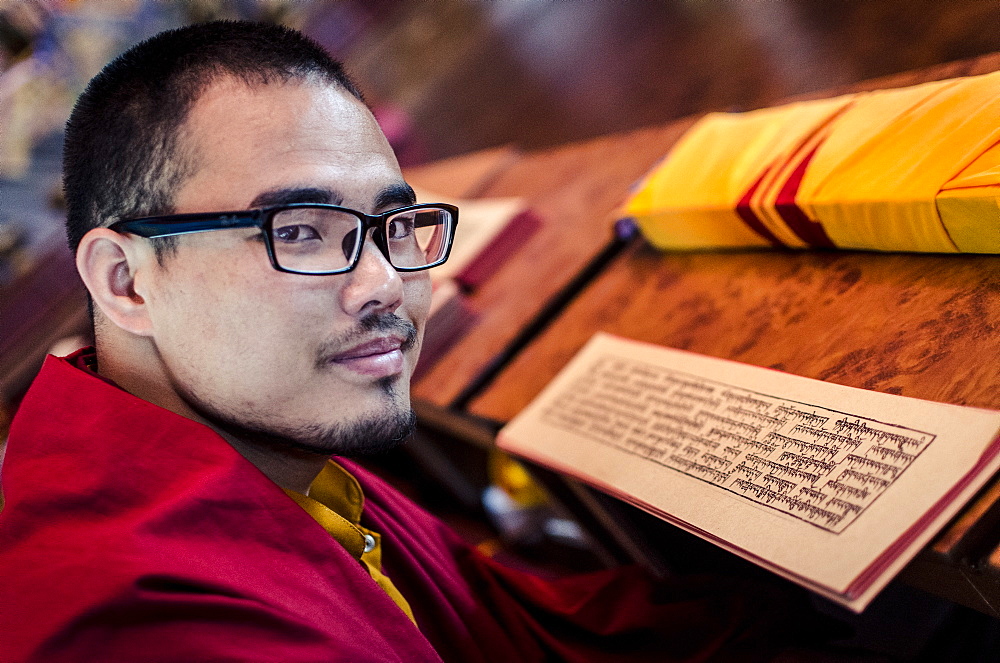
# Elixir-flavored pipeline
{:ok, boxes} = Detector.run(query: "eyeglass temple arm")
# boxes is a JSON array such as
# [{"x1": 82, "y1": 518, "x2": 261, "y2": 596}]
[{"x1": 111, "y1": 212, "x2": 260, "y2": 238}]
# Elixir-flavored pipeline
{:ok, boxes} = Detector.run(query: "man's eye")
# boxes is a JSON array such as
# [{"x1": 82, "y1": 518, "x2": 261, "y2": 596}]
[
  {"x1": 387, "y1": 217, "x2": 415, "y2": 240},
  {"x1": 273, "y1": 224, "x2": 321, "y2": 242}
]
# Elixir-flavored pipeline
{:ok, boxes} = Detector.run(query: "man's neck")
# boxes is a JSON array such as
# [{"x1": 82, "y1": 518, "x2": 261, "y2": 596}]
[
  {"x1": 94, "y1": 338, "x2": 328, "y2": 495},
  {"x1": 216, "y1": 432, "x2": 330, "y2": 495}
]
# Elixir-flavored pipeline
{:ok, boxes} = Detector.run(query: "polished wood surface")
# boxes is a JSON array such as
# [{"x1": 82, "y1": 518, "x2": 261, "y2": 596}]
[
  {"x1": 469, "y1": 245, "x2": 1000, "y2": 421},
  {"x1": 404, "y1": 144, "x2": 520, "y2": 199},
  {"x1": 412, "y1": 119, "x2": 697, "y2": 408},
  {"x1": 416, "y1": 49, "x2": 1000, "y2": 418}
]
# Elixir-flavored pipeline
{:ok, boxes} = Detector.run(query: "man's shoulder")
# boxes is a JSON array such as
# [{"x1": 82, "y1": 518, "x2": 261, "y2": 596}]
[
  {"x1": 0, "y1": 477, "x2": 439, "y2": 662},
  {"x1": 0, "y1": 546, "x2": 439, "y2": 662},
  {"x1": 0, "y1": 435, "x2": 438, "y2": 662},
  {"x1": 0, "y1": 354, "x2": 384, "y2": 617}
]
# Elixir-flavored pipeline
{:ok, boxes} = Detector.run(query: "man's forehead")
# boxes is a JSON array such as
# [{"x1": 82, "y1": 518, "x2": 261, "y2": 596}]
[
  {"x1": 249, "y1": 183, "x2": 416, "y2": 211},
  {"x1": 183, "y1": 75, "x2": 375, "y2": 148},
  {"x1": 174, "y1": 76, "x2": 405, "y2": 213}
]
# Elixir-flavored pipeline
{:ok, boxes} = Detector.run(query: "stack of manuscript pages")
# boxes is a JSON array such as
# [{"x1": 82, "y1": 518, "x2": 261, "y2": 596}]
[
  {"x1": 415, "y1": 188, "x2": 541, "y2": 367},
  {"x1": 621, "y1": 70, "x2": 1000, "y2": 254},
  {"x1": 498, "y1": 333, "x2": 1000, "y2": 611}
]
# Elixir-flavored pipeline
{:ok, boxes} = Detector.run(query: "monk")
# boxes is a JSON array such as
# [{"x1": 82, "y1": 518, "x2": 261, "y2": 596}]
[{"x1": 0, "y1": 21, "x2": 827, "y2": 662}]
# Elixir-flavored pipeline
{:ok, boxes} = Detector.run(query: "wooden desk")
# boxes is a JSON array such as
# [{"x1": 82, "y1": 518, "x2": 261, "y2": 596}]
[
  {"x1": 404, "y1": 144, "x2": 520, "y2": 199},
  {"x1": 468, "y1": 241, "x2": 1000, "y2": 606},
  {"x1": 411, "y1": 119, "x2": 697, "y2": 409},
  {"x1": 411, "y1": 52, "x2": 1000, "y2": 614},
  {"x1": 411, "y1": 50, "x2": 1000, "y2": 414},
  {"x1": 469, "y1": 247, "x2": 1000, "y2": 420}
]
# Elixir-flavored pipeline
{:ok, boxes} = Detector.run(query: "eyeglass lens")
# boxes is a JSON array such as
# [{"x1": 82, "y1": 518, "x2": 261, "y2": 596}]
[{"x1": 269, "y1": 207, "x2": 452, "y2": 273}]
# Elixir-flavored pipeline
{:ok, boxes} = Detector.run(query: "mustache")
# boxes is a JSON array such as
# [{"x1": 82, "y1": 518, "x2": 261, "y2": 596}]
[{"x1": 316, "y1": 312, "x2": 418, "y2": 366}]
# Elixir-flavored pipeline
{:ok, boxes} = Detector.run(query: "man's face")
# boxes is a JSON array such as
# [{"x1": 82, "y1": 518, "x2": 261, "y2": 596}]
[{"x1": 139, "y1": 77, "x2": 430, "y2": 455}]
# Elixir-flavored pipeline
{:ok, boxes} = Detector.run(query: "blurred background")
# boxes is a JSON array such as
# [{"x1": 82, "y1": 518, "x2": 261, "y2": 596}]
[
  {"x1": 2, "y1": 0, "x2": 1000, "y2": 284},
  {"x1": 4, "y1": 0, "x2": 1000, "y2": 287}
]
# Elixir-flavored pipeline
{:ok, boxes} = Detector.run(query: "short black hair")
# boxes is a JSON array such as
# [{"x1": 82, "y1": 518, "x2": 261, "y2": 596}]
[{"x1": 63, "y1": 20, "x2": 364, "y2": 253}]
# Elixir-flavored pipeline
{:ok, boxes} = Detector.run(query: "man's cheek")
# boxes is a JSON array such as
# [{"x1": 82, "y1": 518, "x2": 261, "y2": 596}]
[{"x1": 405, "y1": 276, "x2": 433, "y2": 324}]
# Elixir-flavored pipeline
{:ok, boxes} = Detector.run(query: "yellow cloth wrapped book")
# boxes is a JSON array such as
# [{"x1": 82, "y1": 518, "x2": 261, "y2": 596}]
[{"x1": 622, "y1": 70, "x2": 1000, "y2": 253}]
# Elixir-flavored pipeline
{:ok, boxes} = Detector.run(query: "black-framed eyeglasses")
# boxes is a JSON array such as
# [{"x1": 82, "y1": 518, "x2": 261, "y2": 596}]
[{"x1": 109, "y1": 203, "x2": 458, "y2": 275}]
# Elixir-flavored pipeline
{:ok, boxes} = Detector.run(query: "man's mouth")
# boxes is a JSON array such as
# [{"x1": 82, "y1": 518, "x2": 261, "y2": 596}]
[
  {"x1": 328, "y1": 335, "x2": 407, "y2": 378},
  {"x1": 317, "y1": 313, "x2": 419, "y2": 379}
]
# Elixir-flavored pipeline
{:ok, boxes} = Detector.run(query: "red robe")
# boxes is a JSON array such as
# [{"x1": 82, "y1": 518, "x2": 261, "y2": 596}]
[{"x1": 0, "y1": 353, "x2": 814, "y2": 662}]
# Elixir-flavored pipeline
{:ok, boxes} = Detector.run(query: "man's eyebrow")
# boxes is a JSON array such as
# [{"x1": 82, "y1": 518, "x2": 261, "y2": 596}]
[
  {"x1": 250, "y1": 188, "x2": 341, "y2": 208},
  {"x1": 374, "y1": 183, "x2": 417, "y2": 212}
]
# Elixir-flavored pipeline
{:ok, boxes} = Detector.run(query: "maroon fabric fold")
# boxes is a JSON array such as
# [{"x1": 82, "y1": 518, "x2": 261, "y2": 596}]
[{"x1": 0, "y1": 351, "x2": 812, "y2": 662}]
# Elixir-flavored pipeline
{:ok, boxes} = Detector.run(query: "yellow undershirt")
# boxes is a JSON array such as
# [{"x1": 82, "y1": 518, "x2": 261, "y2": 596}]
[{"x1": 283, "y1": 461, "x2": 416, "y2": 624}]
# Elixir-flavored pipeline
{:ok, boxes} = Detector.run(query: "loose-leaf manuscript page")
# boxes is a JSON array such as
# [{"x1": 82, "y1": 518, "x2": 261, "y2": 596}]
[{"x1": 497, "y1": 333, "x2": 1000, "y2": 611}]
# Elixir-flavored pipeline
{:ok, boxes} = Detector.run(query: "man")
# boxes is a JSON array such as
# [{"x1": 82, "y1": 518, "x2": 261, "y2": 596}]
[{"x1": 0, "y1": 21, "x2": 818, "y2": 662}]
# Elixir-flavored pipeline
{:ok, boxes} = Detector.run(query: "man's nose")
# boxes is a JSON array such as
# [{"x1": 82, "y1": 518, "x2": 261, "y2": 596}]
[{"x1": 339, "y1": 235, "x2": 403, "y2": 317}]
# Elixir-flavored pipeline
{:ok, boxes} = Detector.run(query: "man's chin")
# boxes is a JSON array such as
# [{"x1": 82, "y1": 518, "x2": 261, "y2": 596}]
[
  {"x1": 197, "y1": 404, "x2": 417, "y2": 458},
  {"x1": 285, "y1": 408, "x2": 417, "y2": 458}
]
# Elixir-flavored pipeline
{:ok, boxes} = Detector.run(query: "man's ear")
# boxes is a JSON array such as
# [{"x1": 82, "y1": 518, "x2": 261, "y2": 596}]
[{"x1": 76, "y1": 228, "x2": 154, "y2": 336}]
